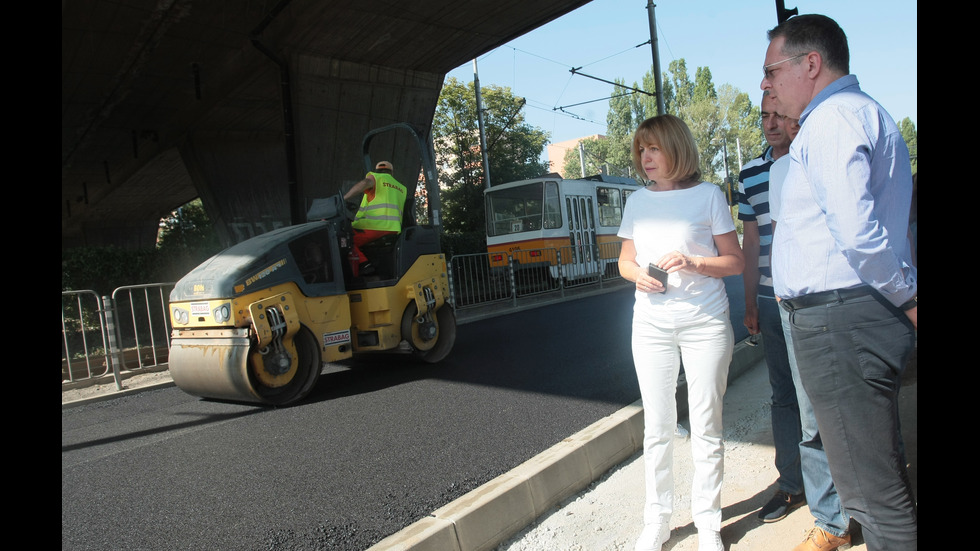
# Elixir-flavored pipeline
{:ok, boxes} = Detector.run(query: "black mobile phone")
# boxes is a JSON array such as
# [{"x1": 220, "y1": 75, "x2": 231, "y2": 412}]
[{"x1": 648, "y1": 263, "x2": 668, "y2": 293}]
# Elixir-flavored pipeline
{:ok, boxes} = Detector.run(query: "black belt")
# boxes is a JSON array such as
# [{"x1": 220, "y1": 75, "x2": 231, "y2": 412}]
[{"x1": 781, "y1": 286, "x2": 875, "y2": 311}]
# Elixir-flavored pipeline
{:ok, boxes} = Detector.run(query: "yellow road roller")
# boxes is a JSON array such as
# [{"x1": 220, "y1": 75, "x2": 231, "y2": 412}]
[{"x1": 167, "y1": 124, "x2": 456, "y2": 406}]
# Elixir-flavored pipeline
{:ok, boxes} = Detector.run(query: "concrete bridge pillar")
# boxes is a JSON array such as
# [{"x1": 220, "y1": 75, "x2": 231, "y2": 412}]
[{"x1": 177, "y1": 54, "x2": 443, "y2": 247}]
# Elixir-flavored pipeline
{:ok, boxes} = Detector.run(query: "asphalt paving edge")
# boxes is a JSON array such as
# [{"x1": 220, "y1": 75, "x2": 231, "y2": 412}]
[{"x1": 364, "y1": 338, "x2": 764, "y2": 551}]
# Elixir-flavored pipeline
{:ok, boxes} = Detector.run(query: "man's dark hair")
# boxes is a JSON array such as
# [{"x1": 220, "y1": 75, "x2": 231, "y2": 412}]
[{"x1": 769, "y1": 14, "x2": 849, "y2": 75}]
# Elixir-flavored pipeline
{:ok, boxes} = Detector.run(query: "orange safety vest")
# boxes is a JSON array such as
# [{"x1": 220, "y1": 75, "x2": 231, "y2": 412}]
[{"x1": 351, "y1": 172, "x2": 407, "y2": 232}]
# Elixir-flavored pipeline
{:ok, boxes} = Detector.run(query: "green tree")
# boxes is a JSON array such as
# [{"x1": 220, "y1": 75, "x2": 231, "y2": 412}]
[
  {"x1": 605, "y1": 59, "x2": 762, "y2": 206},
  {"x1": 665, "y1": 60, "x2": 723, "y2": 185},
  {"x1": 157, "y1": 198, "x2": 220, "y2": 252},
  {"x1": 599, "y1": 76, "x2": 657, "y2": 177},
  {"x1": 433, "y1": 78, "x2": 550, "y2": 232},
  {"x1": 662, "y1": 59, "x2": 693, "y2": 115},
  {"x1": 693, "y1": 66, "x2": 717, "y2": 103},
  {"x1": 717, "y1": 84, "x2": 764, "y2": 190},
  {"x1": 561, "y1": 136, "x2": 616, "y2": 178},
  {"x1": 899, "y1": 117, "x2": 917, "y2": 174}
]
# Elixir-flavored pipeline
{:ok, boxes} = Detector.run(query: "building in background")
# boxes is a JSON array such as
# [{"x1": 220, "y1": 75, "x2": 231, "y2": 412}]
[{"x1": 546, "y1": 135, "x2": 605, "y2": 177}]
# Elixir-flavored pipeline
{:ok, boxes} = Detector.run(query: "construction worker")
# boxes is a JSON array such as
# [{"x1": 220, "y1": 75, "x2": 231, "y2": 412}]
[{"x1": 343, "y1": 160, "x2": 407, "y2": 277}]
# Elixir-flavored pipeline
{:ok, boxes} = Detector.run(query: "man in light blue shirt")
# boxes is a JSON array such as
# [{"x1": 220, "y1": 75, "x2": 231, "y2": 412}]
[{"x1": 761, "y1": 13, "x2": 916, "y2": 551}]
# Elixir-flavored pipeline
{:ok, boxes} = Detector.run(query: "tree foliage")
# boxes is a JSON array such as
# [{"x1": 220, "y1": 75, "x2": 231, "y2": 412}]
[
  {"x1": 433, "y1": 78, "x2": 550, "y2": 233},
  {"x1": 561, "y1": 136, "x2": 617, "y2": 179},
  {"x1": 579, "y1": 59, "x2": 763, "y2": 199},
  {"x1": 899, "y1": 117, "x2": 917, "y2": 175},
  {"x1": 602, "y1": 77, "x2": 654, "y2": 177},
  {"x1": 63, "y1": 199, "x2": 223, "y2": 294},
  {"x1": 157, "y1": 198, "x2": 221, "y2": 253}
]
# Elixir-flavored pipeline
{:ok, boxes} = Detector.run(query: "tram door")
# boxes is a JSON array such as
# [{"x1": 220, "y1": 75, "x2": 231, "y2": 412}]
[{"x1": 565, "y1": 195, "x2": 599, "y2": 280}]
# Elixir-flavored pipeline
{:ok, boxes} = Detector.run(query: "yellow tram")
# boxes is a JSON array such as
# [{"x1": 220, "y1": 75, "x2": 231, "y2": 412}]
[{"x1": 484, "y1": 174, "x2": 642, "y2": 281}]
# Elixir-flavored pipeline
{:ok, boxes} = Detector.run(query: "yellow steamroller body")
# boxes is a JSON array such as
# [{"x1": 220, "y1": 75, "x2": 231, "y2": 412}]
[
  {"x1": 167, "y1": 124, "x2": 456, "y2": 406},
  {"x1": 168, "y1": 200, "x2": 455, "y2": 406}
]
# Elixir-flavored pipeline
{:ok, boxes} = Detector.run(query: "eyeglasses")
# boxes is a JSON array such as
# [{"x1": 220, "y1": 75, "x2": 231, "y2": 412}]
[
  {"x1": 761, "y1": 112, "x2": 787, "y2": 123},
  {"x1": 763, "y1": 53, "x2": 808, "y2": 80}
]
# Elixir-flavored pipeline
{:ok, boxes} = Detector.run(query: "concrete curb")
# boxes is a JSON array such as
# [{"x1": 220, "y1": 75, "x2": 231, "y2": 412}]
[
  {"x1": 365, "y1": 341, "x2": 765, "y2": 551},
  {"x1": 61, "y1": 380, "x2": 176, "y2": 409}
]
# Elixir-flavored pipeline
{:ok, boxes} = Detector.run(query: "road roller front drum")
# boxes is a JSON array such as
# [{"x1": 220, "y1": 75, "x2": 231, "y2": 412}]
[{"x1": 247, "y1": 325, "x2": 321, "y2": 405}]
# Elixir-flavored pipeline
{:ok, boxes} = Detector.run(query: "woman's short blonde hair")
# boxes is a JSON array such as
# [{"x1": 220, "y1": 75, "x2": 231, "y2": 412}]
[{"x1": 631, "y1": 114, "x2": 702, "y2": 184}]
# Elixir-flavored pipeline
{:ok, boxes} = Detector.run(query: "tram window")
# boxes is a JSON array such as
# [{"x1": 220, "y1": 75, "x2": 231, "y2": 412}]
[
  {"x1": 543, "y1": 181, "x2": 561, "y2": 229},
  {"x1": 486, "y1": 181, "x2": 558, "y2": 236},
  {"x1": 596, "y1": 186, "x2": 624, "y2": 226}
]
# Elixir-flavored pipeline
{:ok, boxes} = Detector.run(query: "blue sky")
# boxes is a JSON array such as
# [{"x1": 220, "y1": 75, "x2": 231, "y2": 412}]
[{"x1": 444, "y1": 0, "x2": 917, "y2": 160}]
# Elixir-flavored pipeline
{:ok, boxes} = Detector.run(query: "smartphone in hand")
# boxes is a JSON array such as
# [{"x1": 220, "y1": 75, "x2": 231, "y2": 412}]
[{"x1": 648, "y1": 263, "x2": 668, "y2": 293}]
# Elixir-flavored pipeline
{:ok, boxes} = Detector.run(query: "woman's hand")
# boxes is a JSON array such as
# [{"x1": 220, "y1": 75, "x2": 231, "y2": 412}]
[
  {"x1": 653, "y1": 233, "x2": 745, "y2": 279},
  {"x1": 620, "y1": 239, "x2": 666, "y2": 294},
  {"x1": 634, "y1": 268, "x2": 666, "y2": 294},
  {"x1": 657, "y1": 251, "x2": 704, "y2": 274}
]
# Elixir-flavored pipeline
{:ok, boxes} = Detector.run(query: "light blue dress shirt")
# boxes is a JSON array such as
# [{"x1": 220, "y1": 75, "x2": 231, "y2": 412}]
[{"x1": 772, "y1": 75, "x2": 916, "y2": 307}]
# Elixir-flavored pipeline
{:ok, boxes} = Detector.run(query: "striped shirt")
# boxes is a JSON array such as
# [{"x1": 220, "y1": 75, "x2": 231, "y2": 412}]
[{"x1": 737, "y1": 147, "x2": 775, "y2": 297}]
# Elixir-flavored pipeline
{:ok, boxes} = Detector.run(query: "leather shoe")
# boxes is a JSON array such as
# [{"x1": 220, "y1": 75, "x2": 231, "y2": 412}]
[{"x1": 793, "y1": 526, "x2": 851, "y2": 551}]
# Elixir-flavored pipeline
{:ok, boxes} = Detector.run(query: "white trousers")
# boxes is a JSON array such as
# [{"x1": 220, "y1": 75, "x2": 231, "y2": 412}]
[{"x1": 631, "y1": 312, "x2": 732, "y2": 531}]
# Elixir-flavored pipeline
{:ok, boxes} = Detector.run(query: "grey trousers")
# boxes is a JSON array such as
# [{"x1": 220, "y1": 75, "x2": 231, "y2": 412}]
[{"x1": 783, "y1": 293, "x2": 916, "y2": 551}]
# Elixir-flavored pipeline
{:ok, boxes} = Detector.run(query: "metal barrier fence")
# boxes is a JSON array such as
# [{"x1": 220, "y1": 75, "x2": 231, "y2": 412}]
[
  {"x1": 448, "y1": 242, "x2": 623, "y2": 309},
  {"x1": 61, "y1": 243, "x2": 624, "y2": 386},
  {"x1": 62, "y1": 283, "x2": 175, "y2": 388}
]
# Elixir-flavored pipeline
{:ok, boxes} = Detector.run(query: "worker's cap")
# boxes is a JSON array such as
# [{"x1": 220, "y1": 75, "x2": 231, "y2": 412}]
[{"x1": 375, "y1": 161, "x2": 393, "y2": 171}]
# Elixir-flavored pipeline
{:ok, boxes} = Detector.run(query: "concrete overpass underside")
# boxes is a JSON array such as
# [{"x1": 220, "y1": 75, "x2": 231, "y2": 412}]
[{"x1": 62, "y1": 0, "x2": 592, "y2": 248}]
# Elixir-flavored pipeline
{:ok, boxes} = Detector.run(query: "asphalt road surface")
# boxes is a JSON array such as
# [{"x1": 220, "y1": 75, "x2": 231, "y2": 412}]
[{"x1": 62, "y1": 287, "x2": 647, "y2": 551}]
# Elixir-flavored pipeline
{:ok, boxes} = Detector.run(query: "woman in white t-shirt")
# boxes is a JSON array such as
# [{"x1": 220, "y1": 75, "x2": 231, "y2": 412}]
[{"x1": 618, "y1": 115, "x2": 744, "y2": 551}]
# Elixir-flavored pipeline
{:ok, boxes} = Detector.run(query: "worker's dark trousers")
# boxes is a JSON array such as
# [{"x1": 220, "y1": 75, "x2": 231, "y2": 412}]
[{"x1": 350, "y1": 229, "x2": 396, "y2": 276}]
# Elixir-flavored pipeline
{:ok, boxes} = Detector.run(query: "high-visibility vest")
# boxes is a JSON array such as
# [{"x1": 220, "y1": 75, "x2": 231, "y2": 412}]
[{"x1": 351, "y1": 172, "x2": 407, "y2": 232}]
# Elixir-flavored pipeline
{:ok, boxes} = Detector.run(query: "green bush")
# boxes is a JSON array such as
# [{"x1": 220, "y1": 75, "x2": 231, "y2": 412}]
[
  {"x1": 61, "y1": 245, "x2": 221, "y2": 295},
  {"x1": 62, "y1": 198, "x2": 225, "y2": 295},
  {"x1": 440, "y1": 231, "x2": 486, "y2": 261}
]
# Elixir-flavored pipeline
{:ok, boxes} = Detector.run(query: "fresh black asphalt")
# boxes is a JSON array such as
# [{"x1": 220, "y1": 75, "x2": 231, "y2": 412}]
[{"x1": 63, "y1": 287, "x2": 644, "y2": 550}]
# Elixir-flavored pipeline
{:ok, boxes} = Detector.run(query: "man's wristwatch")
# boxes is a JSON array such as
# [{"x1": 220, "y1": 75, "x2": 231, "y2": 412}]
[{"x1": 900, "y1": 296, "x2": 917, "y2": 311}]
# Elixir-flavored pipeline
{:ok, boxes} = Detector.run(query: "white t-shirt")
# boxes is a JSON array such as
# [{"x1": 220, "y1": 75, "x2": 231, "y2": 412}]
[
  {"x1": 768, "y1": 154, "x2": 790, "y2": 222},
  {"x1": 618, "y1": 182, "x2": 736, "y2": 325}
]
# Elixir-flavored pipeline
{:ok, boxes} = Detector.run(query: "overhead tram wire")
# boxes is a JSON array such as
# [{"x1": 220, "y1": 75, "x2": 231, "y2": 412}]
[
  {"x1": 526, "y1": 100, "x2": 605, "y2": 128},
  {"x1": 579, "y1": 39, "x2": 653, "y2": 69},
  {"x1": 551, "y1": 91, "x2": 639, "y2": 125},
  {"x1": 553, "y1": 39, "x2": 656, "y2": 118},
  {"x1": 475, "y1": 45, "x2": 599, "y2": 127},
  {"x1": 479, "y1": 38, "x2": 662, "y2": 132},
  {"x1": 558, "y1": 91, "x2": 641, "y2": 110}
]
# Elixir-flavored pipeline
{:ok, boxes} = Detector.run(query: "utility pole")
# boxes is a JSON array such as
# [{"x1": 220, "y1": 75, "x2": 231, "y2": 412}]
[
  {"x1": 646, "y1": 1, "x2": 665, "y2": 116},
  {"x1": 473, "y1": 59, "x2": 492, "y2": 189},
  {"x1": 722, "y1": 139, "x2": 731, "y2": 205}
]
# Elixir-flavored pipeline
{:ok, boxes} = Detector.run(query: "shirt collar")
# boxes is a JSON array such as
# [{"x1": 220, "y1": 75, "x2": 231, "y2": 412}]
[
  {"x1": 799, "y1": 74, "x2": 860, "y2": 124},
  {"x1": 763, "y1": 146, "x2": 775, "y2": 163}
]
